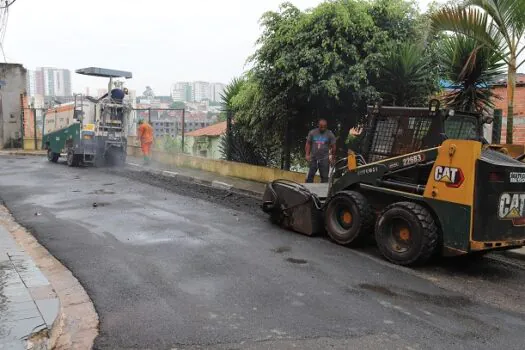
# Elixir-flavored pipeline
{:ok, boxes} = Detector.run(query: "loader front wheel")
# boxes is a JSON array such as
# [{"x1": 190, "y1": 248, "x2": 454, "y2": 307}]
[
  {"x1": 375, "y1": 202, "x2": 439, "y2": 266},
  {"x1": 325, "y1": 191, "x2": 374, "y2": 245}
]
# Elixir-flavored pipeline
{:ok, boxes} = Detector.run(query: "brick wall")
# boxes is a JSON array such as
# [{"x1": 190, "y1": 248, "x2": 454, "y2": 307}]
[{"x1": 491, "y1": 85, "x2": 525, "y2": 144}]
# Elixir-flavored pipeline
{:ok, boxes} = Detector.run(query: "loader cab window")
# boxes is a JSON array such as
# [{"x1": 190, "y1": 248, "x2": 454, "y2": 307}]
[{"x1": 444, "y1": 115, "x2": 480, "y2": 140}]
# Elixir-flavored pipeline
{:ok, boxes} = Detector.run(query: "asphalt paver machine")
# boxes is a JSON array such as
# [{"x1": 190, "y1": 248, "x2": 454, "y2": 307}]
[
  {"x1": 43, "y1": 67, "x2": 133, "y2": 167},
  {"x1": 262, "y1": 101, "x2": 525, "y2": 265}
]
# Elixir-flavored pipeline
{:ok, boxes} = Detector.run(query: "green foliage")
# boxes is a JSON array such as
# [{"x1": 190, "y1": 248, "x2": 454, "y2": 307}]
[
  {"x1": 219, "y1": 77, "x2": 279, "y2": 165},
  {"x1": 220, "y1": 77, "x2": 245, "y2": 113},
  {"x1": 223, "y1": 0, "x2": 441, "y2": 169},
  {"x1": 170, "y1": 101, "x2": 185, "y2": 109},
  {"x1": 217, "y1": 112, "x2": 227, "y2": 122},
  {"x1": 368, "y1": 0, "x2": 421, "y2": 42},
  {"x1": 155, "y1": 136, "x2": 183, "y2": 153},
  {"x1": 430, "y1": 0, "x2": 525, "y2": 143},
  {"x1": 439, "y1": 35, "x2": 504, "y2": 113},
  {"x1": 219, "y1": 124, "x2": 280, "y2": 166},
  {"x1": 377, "y1": 43, "x2": 434, "y2": 106}
]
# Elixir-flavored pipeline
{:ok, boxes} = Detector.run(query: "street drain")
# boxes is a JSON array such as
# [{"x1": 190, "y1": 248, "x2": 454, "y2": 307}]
[{"x1": 286, "y1": 258, "x2": 308, "y2": 265}]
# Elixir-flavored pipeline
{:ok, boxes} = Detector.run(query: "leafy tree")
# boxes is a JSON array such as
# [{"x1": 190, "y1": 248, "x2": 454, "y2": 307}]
[
  {"x1": 249, "y1": 1, "x2": 390, "y2": 168},
  {"x1": 367, "y1": 0, "x2": 421, "y2": 42},
  {"x1": 170, "y1": 101, "x2": 185, "y2": 109},
  {"x1": 431, "y1": 0, "x2": 525, "y2": 143},
  {"x1": 226, "y1": 0, "x2": 436, "y2": 169},
  {"x1": 219, "y1": 77, "x2": 280, "y2": 165},
  {"x1": 439, "y1": 35, "x2": 504, "y2": 113},
  {"x1": 143, "y1": 86, "x2": 155, "y2": 98}
]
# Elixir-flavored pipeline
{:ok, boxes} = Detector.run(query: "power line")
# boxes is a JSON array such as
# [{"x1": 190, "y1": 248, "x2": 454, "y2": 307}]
[{"x1": 0, "y1": 0, "x2": 17, "y2": 9}]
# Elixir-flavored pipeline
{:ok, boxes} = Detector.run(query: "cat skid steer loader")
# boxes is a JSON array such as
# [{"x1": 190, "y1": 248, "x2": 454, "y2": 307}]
[{"x1": 262, "y1": 101, "x2": 525, "y2": 266}]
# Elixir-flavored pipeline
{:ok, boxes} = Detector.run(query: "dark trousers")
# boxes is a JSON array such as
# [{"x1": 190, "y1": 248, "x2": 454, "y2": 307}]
[{"x1": 306, "y1": 158, "x2": 330, "y2": 183}]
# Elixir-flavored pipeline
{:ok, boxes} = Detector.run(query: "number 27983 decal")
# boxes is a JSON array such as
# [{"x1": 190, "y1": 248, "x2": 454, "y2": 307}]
[{"x1": 402, "y1": 153, "x2": 424, "y2": 166}]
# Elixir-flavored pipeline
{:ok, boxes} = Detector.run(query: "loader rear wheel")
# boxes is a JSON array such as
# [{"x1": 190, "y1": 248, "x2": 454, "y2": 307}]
[
  {"x1": 47, "y1": 149, "x2": 59, "y2": 163},
  {"x1": 375, "y1": 202, "x2": 439, "y2": 266},
  {"x1": 325, "y1": 191, "x2": 374, "y2": 245}
]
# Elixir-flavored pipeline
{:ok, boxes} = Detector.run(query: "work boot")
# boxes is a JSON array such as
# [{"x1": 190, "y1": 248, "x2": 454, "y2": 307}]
[{"x1": 143, "y1": 156, "x2": 150, "y2": 166}]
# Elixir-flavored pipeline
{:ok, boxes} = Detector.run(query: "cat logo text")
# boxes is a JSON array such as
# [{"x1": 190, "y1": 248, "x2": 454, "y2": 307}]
[
  {"x1": 498, "y1": 193, "x2": 525, "y2": 227},
  {"x1": 434, "y1": 166, "x2": 464, "y2": 188}
]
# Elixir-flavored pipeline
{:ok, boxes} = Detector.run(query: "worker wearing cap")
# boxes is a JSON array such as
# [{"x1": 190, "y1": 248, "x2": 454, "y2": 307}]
[{"x1": 137, "y1": 119, "x2": 154, "y2": 165}]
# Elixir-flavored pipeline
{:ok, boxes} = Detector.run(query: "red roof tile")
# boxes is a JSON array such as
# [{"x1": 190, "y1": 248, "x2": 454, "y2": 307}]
[{"x1": 186, "y1": 121, "x2": 227, "y2": 137}]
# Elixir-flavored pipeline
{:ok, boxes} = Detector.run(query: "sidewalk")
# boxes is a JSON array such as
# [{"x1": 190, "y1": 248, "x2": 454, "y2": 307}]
[
  {"x1": 127, "y1": 155, "x2": 266, "y2": 197},
  {"x1": 0, "y1": 226, "x2": 59, "y2": 349}
]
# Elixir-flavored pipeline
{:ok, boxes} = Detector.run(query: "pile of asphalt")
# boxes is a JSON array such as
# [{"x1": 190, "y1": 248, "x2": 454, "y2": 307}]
[{"x1": 107, "y1": 167, "x2": 263, "y2": 217}]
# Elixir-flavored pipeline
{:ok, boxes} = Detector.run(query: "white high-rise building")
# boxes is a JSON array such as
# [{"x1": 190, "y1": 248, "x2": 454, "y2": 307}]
[
  {"x1": 26, "y1": 70, "x2": 37, "y2": 96},
  {"x1": 171, "y1": 81, "x2": 227, "y2": 102},
  {"x1": 211, "y1": 83, "x2": 226, "y2": 102},
  {"x1": 171, "y1": 82, "x2": 192, "y2": 102},
  {"x1": 192, "y1": 81, "x2": 211, "y2": 102},
  {"x1": 30, "y1": 67, "x2": 72, "y2": 97}
]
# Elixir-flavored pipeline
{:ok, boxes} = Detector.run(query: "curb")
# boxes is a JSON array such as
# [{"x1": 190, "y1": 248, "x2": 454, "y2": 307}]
[
  {"x1": 0, "y1": 205, "x2": 99, "y2": 350},
  {"x1": 0, "y1": 151, "x2": 46, "y2": 157},
  {"x1": 0, "y1": 225, "x2": 59, "y2": 350},
  {"x1": 128, "y1": 163, "x2": 263, "y2": 199}
]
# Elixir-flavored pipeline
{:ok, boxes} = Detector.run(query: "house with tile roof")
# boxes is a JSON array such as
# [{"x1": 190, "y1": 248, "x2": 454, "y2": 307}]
[{"x1": 184, "y1": 121, "x2": 227, "y2": 159}]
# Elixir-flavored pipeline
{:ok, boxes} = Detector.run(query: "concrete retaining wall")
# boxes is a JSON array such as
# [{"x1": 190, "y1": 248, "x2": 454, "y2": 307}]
[{"x1": 127, "y1": 136, "x2": 318, "y2": 183}]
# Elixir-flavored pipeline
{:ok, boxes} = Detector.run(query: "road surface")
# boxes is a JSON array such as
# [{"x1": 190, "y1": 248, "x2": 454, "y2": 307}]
[{"x1": 1, "y1": 156, "x2": 525, "y2": 349}]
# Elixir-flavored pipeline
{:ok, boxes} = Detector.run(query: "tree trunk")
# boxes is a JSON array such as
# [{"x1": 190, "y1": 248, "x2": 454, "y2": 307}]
[
  {"x1": 506, "y1": 58, "x2": 516, "y2": 144},
  {"x1": 337, "y1": 117, "x2": 353, "y2": 158},
  {"x1": 283, "y1": 119, "x2": 292, "y2": 170},
  {"x1": 226, "y1": 111, "x2": 233, "y2": 161}
]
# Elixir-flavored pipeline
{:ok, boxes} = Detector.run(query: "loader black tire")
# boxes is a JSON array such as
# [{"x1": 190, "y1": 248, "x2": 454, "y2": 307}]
[
  {"x1": 325, "y1": 190, "x2": 375, "y2": 246},
  {"x1": 375, "y1": 202, "x2": 439, "y2": 266},
  {"x1": 47, "y1": 149, "x2": 59, "y2": 163}
]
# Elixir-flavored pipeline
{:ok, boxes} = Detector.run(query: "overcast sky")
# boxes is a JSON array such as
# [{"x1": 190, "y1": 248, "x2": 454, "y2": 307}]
[{"x1": 5, "y1": 0, "x2": 432, "y2": 95}]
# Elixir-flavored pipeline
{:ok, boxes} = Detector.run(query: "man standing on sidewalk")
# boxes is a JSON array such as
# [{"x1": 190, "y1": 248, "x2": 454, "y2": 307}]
[
  {"x1": 305, "y1": 119, "x2": 336, "y2": 183},
  {"x1": 137, "y1": 119, "x2": 154, "y2": 165}
]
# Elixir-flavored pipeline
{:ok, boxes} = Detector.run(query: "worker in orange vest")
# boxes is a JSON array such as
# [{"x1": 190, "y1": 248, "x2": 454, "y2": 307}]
[{"x1": 137, "y1": 118, "x2": 154, "y2": 165}]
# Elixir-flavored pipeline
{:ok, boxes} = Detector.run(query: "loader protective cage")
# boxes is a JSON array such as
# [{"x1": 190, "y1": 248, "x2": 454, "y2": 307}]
[{"x1": 358, "y1": 102, "x2": 485, "y2": 164}]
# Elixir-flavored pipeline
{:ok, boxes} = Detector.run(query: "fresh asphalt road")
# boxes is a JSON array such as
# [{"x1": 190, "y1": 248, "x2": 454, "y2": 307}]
[{"x1": 1, "y1": 156, "x2": 525, "y2": 350}]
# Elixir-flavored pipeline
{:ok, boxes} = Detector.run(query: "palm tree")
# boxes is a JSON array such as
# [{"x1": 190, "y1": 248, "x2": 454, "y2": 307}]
[
  {"x1": 378, "y1": 43, "x2": 432, "y2": 106},
  {"x1": 219, "y1": 78, "x2": 244, "y2": 161},
  {"x1": 439, "y1": 35, "x2": 505, "y2": 114},
  {"x1": 431, "y1": 0, "x2": 525, "y2": 143}
]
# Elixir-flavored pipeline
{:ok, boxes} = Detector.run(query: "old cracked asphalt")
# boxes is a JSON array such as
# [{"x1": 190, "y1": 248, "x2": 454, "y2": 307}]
[{"x1": 1, "y1": 156, "x2": 525, "y2": 349}]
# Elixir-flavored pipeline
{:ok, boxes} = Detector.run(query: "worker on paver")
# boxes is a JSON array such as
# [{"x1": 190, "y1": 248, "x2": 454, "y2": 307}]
[
  {"x1": 137, "y1": 118, "x2": 154, "y2": 165},
  {"x1": 305, "y1": 119, "x2": 336, "y2": 183}
]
